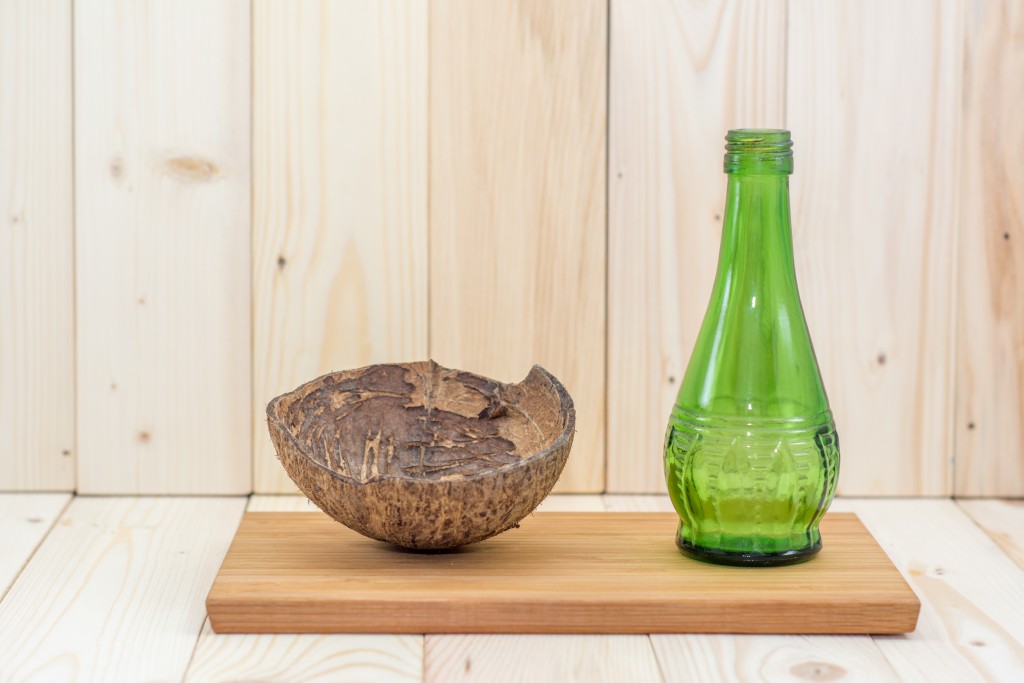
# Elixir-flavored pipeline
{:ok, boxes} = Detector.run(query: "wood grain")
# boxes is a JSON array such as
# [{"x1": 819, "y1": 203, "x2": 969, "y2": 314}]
[
  {"x1": 186, "y1": 620, "x2": 421, "y2": 683},
  {"x1": 787, "y1": 0, "x2": 962, "y2": 496},
  {"x1": 426, "y1": 635, "x2": 664, "y2": 683},
  {"x1": 207, "y1": 511, "x2": 919, "y2": 635},
  {"x1": 650, "y1": 635, "x2": 901, "y2": 683},
  {"x1": 604, "y1": 495, "x2": 899, "y2": 683},
  {"x1": 958, "y1": 499, "x2": 1024, "y2": 570},
  {"x1": 429, "y1": 0, "x2": 607, "y2": 492},
  {"x1": 607, "y1": 0, "x2": 787, "y2": 492},
  {"x1": 186, "y1": 495, "x2": 422, "y2": 683},
  {"x1": 0, "y1": 497, "x2": 245, "y2": 682},
  {"x1": 74, "y1": 0, "x2": 251, "y2": 493},
  {"x1": 0, "y1": 0, "x2": 75, "y2": 491},
  {"x1": 0, "y1": 493, "x2": 70, "y2": 598},
  {"x1": 955, "y1": 0, "x2": 1024, "y2": 496},
  {"x1": 253, "y1": 0, "x2": 428, "y2": 493},
  {"x1": 848, "y1": 498, "x2": 1024, "y2": 682},
  {"x1": 423, "y1": 495, "x2": 657, "y2": 683}
]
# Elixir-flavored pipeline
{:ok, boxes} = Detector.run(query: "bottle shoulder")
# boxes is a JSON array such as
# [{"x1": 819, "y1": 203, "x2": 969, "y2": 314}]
[
  {"x1": 677, "y1": 283, "x2": 831, "y2": 418},
  {"x1": 668, "y1": 405, "x2": 836, "y2": 432}
]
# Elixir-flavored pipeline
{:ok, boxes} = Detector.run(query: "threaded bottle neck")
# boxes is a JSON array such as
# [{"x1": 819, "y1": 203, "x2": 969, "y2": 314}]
[{"x1": 724, "y1": 129, "x2": 793, "y2": 175}]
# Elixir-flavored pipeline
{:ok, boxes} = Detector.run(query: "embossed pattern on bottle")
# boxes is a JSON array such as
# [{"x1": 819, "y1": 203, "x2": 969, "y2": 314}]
[{"x1": 665, "y1": 407, "x2": 839, "y2": 556}]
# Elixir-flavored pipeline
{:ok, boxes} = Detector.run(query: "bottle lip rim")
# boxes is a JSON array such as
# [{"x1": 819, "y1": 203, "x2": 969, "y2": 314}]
[
  {"x1": 726, "y1": 128, "x2": 791, "y2": 139},
  {"x1": 725, "y1": 129, "x2": 793, "y2": 149},
  {"x1": 724, "y1": 129, "x2": 793, "y2": 174}
]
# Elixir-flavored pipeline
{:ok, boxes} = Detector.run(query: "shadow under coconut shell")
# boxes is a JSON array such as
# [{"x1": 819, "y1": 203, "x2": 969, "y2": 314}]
[
  {"x1": 386, "y1": 543, "x2": 473, "y2": 556},
  {"x1": 384, "y1": 520, "x2": 530, "y2": 555},
  {"x1": 267, "y1": 360, "x2": 575, "y2": 549}
]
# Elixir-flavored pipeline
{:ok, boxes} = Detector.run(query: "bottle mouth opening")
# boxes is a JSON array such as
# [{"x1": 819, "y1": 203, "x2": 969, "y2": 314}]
[{"x1": 724, "y1": 129, "x2": 793, "y2": 174}]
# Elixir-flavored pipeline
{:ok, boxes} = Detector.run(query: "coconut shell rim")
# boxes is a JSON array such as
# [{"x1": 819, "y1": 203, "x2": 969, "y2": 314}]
[{"x1": 266, "y1": 360, "x2": 576, "y2": 486}]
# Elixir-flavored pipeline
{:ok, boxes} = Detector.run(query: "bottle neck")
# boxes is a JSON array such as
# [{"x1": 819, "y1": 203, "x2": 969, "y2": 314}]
[
  {"x1": 715, "y1": 173, "x2": 798, "y2": 297},
  {"x1": 672, "y1": 129, "x2": 830, "y2": 419},
  {"x1": 675, "y1": 170, "x2": 825, "y2": 417}
]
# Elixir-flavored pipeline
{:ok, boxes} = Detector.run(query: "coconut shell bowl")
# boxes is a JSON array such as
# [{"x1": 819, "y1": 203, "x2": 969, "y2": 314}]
[{"x1": 266, "y1": 361, "x2": 576, "y2": 550}]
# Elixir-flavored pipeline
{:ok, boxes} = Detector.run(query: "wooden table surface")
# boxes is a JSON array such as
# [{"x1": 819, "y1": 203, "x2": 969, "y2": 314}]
[{"x1": 0, "y1": 494, "x2": 1021, "y2": 683}]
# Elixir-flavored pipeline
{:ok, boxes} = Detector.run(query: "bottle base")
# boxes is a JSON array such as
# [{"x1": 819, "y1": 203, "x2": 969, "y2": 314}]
[{"x1": 676, "y1": 536, "x2": 821, "y2": 567}]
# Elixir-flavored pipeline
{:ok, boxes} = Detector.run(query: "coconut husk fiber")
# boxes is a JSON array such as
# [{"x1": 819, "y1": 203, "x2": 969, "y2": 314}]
[{"x1": 266, "y1": 361, "x2": 575, "y2": 549}]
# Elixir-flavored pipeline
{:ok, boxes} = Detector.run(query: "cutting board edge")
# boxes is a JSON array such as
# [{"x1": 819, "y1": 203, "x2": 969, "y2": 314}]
[
  {"x1": 205, "y1": 510, "x2": 921, "y2": 635},
  {"x1": 206, "y1": 588, "x2": 922, "y2": 635}
]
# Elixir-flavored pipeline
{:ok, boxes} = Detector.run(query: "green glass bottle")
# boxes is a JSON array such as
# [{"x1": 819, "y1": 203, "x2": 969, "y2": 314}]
[{"x1": 664, "y1": 129, "x2": 839, "y2": 566}]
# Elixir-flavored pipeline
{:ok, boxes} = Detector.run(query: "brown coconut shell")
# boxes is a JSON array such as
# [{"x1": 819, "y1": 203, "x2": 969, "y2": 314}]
[{"x1": 266, "y1": 361, "x2": 575, "y2": 549}]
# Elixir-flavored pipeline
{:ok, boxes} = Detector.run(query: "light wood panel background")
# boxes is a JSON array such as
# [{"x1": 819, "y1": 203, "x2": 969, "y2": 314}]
[
  {"x1": 74, "y1": 0, "x2": 251, "y2": 493},
  {"x1": 786, "y1": 0, "x2": 961, "y2": 496},
  {"x1": 956, "y1": 0, "x2": 1024, "y2": 496},
  {"x1": 252, "y1": 0, "x2": 428, "y2": 492},
  {"x1": 1, "y1": 0, "x2": 1021, "y2": 496},
  {"x1": 429, "y1": 0, "x2": 607, "y2": 492},
  {"x1": 0, "y1": 0, "x2": 75, "y2": 490},
  {"x1": 607, "y1": 0, "x2": 787, "y2": 491}
]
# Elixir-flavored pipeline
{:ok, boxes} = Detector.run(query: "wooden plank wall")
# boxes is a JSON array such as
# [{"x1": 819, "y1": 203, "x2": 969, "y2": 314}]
[
  {"x1": 607, "y1": 0, "x2": 787, "y2": 491},
  {"x1": 429, "y1": 0, "x2": 607, "y2": 492},
  {"x1": 956, "y1": 0, "x2": 1024, "y2": 496},
  {"x1": 74, "y1": 0, "x2": 251, "y2": 494},
  {"x1": 786, "y1": 0, "x2": 961, "y2": 496},
  {"x1": 0, "y1": 0, "x2": 75, "y2": 490},
  {"x1": 1, "y1": 0, "x2": 1021, "y2": 496},
  {"x1": 609, "y1": 0, "x2": 965, "y2": 496},
  {"x1": 251, "y1": 0, "x2": 428, "y2": 492}
]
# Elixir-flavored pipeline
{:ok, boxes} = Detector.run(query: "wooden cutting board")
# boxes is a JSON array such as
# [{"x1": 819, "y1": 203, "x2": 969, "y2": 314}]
[{"x1": 206, "y1": 511, "x2": 919, "y2": 635}]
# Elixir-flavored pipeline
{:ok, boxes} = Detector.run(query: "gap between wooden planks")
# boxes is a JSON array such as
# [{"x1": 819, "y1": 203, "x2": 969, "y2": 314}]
[
  {"x1": 0, "y1": 497, "x2": 246, "y2": 682},
  {"x1": 185, "y1": 495, "x2": 423, "y2": 683},
  {"x1": 0, "y1": 494, "x2": 71, "y2": 599}
]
